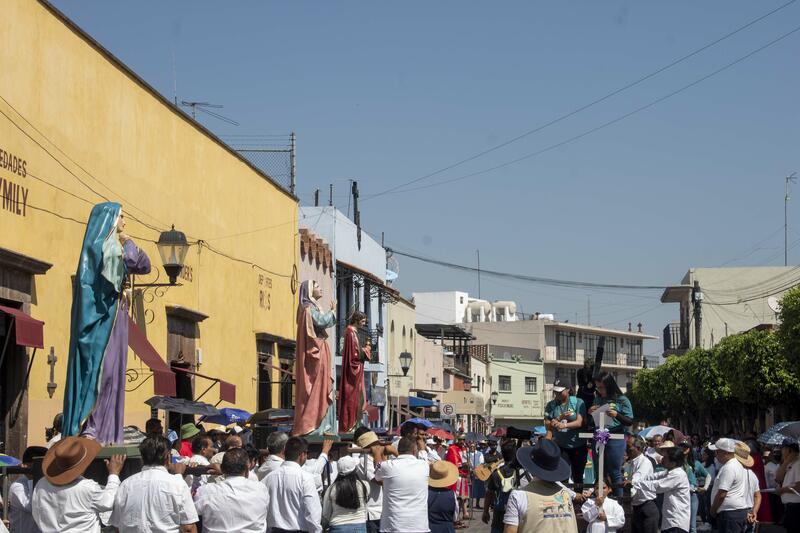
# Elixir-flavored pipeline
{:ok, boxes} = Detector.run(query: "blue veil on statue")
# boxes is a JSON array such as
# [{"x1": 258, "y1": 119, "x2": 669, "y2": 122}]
[{"x1": 62, "y1": 202, "x2": 151, "y2": 443}]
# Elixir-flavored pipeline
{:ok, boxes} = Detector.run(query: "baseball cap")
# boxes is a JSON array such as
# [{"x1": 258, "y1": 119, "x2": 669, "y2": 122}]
[
  {"x1": 552, "y1": 380, "x2": 567, "y2": 393},
  {"x1": 709, "y1": 437, "x2": 735, "y2": 453}
]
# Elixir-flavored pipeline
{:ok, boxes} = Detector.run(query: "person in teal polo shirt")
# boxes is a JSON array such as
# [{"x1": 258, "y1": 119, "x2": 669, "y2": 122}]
[
  {"x1": 544, "y1": 379, "x2": 588, "y2": 489},
  {"x1": 589, "y1": 372, "x2": 634, "y2": 498}
]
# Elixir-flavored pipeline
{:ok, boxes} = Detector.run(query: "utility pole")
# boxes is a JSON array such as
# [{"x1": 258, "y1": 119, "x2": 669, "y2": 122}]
[
  {"x1": 476, "y1": 250, "x2": 481, "y2": 299},
  {"x1": 289, "y1": 132, "x2": 296, "y2": 195},
  {"x1": 587, "y1": 295, "x2": 591, "y2": 326},
  {"x1": 313, "y1": 189, "x2": 320, "y2": 207},
  {"x1": 786, "y1": 172, "x2": 797, "y2": 266},
  {"x1": 329, "y1": 184, "x2": 333, "y2": 207},
  {"x1": 692, "y1": 281, "x2": 703, "y2": 348}
]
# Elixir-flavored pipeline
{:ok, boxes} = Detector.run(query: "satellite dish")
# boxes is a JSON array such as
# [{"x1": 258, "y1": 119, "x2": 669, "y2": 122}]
[
  {"x1": 386, "y1": 254, "x2": 400, "y2": 285},
  {"x1": 768, "y1": 296, "x2": 782, "y2": 313}
]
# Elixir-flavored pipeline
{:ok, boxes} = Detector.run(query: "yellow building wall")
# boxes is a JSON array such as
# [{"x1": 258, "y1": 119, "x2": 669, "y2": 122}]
[
  {"x1": 0, "y1": 0, "x2": 298, "y2": 445},
  {"x1": 386, "y1": 300, "x2": 416, "y2": 397}
]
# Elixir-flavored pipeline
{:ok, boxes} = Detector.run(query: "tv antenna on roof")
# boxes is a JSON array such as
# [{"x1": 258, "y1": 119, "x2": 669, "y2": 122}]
[{"x1": 180, "y1": 101, "x2": 239, "y2": 126}]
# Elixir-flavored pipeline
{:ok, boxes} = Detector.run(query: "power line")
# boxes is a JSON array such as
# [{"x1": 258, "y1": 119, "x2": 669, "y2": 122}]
[
  {"x1": 363, "y1": 0, "x2": 799, "y2": 201},
  {"x1": 0, "y1": 96, "x2": 167, "y2": 232},
  {"x1": 366, "y1": 23, "x2": 800, "y2": 199},
  {"x1": 387, "y1": 248, "x2": 667, "y2": 291}
]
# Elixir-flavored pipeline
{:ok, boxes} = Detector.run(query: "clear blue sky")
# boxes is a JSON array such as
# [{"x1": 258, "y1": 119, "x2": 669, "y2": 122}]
[{"x1": 51, "y1": 0, "x2": 800, "y2": 359}]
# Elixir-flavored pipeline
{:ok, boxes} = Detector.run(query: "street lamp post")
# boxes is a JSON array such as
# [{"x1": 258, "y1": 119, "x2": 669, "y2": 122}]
[
  {"x1": 134, "y1": 225, "x2": 190, "y2": 288},
  {"x1": 490, "y1": 391, "x2": 499, "y2": 429},
  {"x1": 387, "y1": 351, "x2": 413, "y2": 429}
]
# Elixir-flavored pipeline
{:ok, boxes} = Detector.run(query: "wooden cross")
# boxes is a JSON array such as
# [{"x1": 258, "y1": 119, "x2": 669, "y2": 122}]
[{"x1": 579, "y1": 411, "x2": 624, "y2": 494}]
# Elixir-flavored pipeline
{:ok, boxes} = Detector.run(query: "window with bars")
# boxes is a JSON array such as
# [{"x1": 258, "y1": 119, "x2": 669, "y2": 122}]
[
  {"x1": 525, "y1": 376, "x2": 538, "y2": 394},
  {"x1": 555, "y1": 367, "x2": 577, "y2": 390},
  {"x1": 627, "y1": 340, "x2": 643, "y2": 366},
  {"x1": 499, "y1": 375, "x2": 512, "y2": 392},
  {"x1": 604, "y1": 337, "x2": 618, "y2": 364},
  {"x1": 556, "y1": 331, "x2": 576, "y2": 361}
]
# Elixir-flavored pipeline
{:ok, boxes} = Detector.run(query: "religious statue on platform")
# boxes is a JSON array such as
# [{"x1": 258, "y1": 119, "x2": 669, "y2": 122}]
[
  {"x1": 293, "y1": 280, "x2": 337, "y2": 436},
  {"x1": 338, "y1": 311, "x2": 371, "y2": 433},
  {"x1": 62, "y1": 202, "x2": 151, "y2": 445}
]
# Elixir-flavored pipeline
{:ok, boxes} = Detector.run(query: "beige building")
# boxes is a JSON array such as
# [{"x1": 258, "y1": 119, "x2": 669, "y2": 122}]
[
  {"x1": 386, "y1": 297, "x2": 417, "y2": 425},
  {"x1": 466, "y1": 318, "x2": 655, "y2": 407},
  {"x1": 478, "y1": 344, "x2": 545, "y2": 427},
  {"x1": 661, "y1": 266, "x2": 796, "y2": 355}
]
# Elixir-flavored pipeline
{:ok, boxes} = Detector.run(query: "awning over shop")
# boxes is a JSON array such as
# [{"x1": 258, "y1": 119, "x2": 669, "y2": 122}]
[
  {"x1": 127, "y1": 316, "x2": 176, "y2": 396},
  {"x1": 408, "y1": 396, "x2": 435, "y2": 408},
  {"x1": 172, "y1": 366, "x2": 237, "y2": 404},
  {"x1": 0, "y1": 305, "x2": 44, "y2": 349}
]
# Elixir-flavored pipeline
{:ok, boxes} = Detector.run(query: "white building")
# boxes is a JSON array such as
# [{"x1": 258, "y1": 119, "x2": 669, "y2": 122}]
[{"x1": 413, "y1": 291, "x2": 518, "y2": 324}]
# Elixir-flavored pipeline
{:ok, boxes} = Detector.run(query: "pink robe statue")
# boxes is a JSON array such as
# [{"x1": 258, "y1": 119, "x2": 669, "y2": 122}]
[
  {"x1": 338, "y1": 324, "x2": 371, "y2": 433},
  {"x1": 293, "y1": 281, "x2": 336, "y2": 436}
]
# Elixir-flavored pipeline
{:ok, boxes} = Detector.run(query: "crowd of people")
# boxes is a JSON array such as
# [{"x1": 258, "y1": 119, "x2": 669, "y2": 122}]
[{"x1": 1, "y1": 372, "x2": 799, "y2": 533}]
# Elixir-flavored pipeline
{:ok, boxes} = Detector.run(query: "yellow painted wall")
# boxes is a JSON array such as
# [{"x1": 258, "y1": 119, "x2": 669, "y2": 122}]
[
  {"x1": 0, "y1": 0, "x2": 298, "y2": 445},
  {"x1": 386, "y1": 299, "x2": 416, "y2": 396}
]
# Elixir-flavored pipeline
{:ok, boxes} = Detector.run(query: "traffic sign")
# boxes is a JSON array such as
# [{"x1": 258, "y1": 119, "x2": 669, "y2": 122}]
[{"x1": 441, "y1": 403, "x2": 456, "y2": 417}]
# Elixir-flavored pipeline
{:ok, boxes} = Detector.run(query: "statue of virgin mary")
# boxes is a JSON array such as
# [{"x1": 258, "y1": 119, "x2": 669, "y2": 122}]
[{"x1": 62, "y1": 202, "x2": 151, "y2": 444}]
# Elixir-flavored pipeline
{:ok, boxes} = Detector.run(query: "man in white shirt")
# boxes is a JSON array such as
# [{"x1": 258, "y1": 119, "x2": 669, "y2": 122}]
[
  {"x1": 32, "y1": 437, "x2": 125, "y2": 533},
  {"x1": 775, "y1": 438, "x2": 800, "y2": 528},
  {"x1": 632, "y1": 445, "x2": 690, "y2": 533},
  {"x1": 709, "y1": 438, "x2": 749, "y2": 533},
  {"x1": 184, "y1": 435, "x2": 215, "y2": 496},
  {"x1": 8, "y1": 445, "x2": 47, "y2": 533},
  {"x1": 257, "y1": 431, "x2": 289, "y2": 480},
  {"x1": 195, "y1": 448, "x2": 269, "y2": 533},
  {"x1": 108, "y1": 436, "x2": 198, "y2": 533},
  {"x1": 264, "y1": 436, "x2": 322, "y2": 533},
  {"x1": 373, "y1": 436, "x2": 430, "y2": 533},
  {"x1": 626, "y1": 435, "x2": 659, "y2": 533}
]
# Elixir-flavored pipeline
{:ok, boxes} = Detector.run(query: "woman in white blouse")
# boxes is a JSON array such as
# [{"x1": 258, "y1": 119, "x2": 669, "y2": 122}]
[
  {"x1": 632, "y1": 444, "x2": 691, "y2": 533},
  {"x1": 323, "y1": 456, "x2": 370, "y2": 533}
]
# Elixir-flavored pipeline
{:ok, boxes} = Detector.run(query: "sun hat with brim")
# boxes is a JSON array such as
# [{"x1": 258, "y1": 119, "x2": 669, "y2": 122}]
[
  {"x1": 356, "y1": 431, "x2": 380, "y2": 449},
  {"x1": 516, "y1": 439, "x2": 571, "y2": 483},
  {"x1": 180, "y1": 423, "x2": 200, "y2": 440},
  {"x1": 657, "y1": 441, "x2": 677, "y2": 451},
  {"x1": 709, "y1": 438, "x2": 736, "y2": 453},
  {"x1": 42, "y1": 436, "x2": 101, "y2": 486},
  {"x1": 734, "y1": 440, "x2": 755, "y2": 468},
  {"x1": 429, "y1": 460, "x2": 459, "y2": 488}
]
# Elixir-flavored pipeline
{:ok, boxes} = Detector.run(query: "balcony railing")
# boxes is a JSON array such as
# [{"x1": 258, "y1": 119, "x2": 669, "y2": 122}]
[
  {"x1": 626, "y1": 355, "x2": 643, "y2": 367},
  {"x1": 444, "y1": 354, "x2": 470, "y2": 375},
  {"x1": 663, "y1": 323, "x2": 689, "y2": 354},
  {"x1": 556, "y1": 347, "x2": 576, "y2": 361}
]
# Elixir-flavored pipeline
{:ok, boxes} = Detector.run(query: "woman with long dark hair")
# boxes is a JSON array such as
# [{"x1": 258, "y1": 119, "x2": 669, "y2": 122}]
[
  {"x1": 588, "y1": 372, "x2": 633, "y2": 498},
  {"x1": 322, "y1": 456, "x2": 370, "y2": 533}
]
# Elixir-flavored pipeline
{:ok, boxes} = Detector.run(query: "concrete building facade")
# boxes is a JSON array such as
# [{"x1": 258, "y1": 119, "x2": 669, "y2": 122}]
[{"x1": 661, "y1": 266, "x2": 797, "y2": 356}]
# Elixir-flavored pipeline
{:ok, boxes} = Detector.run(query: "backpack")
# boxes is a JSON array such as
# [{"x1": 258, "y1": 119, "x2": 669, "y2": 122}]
[{"x1": 493, "y1": 466, "x2": 518, "y2": 512}]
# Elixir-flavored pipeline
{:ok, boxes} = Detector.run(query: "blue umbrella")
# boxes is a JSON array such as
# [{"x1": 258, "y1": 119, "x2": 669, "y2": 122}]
[
  {"x1": 432, "y1": 420, "x2": 456, "y2": 433},
  {"x1": 404, "y1": 417, "x2": 434, "y2": 429},
  {"x1": 202, "y1": 407, "x2": 252, "y2": 426},
  {"x1": 759, "y1": 421, "x2": 800, "y2": 446},
  {"x1": 0, "y1": 454, "x2": 21, "y2": 467}
]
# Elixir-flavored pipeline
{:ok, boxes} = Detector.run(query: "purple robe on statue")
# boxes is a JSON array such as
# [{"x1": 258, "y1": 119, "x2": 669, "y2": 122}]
[{"x1": 81, "y1": 240, "x2": 150, "y2": 444}]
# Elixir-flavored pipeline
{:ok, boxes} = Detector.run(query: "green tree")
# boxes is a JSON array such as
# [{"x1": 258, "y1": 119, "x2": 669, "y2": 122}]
[
  {"x1": 777, "y1": 286, "x2": 800, "y2": 374},
  {"x1": 715, "y1": 329, "x2": 799, "y2": 433},
  {"x1": 682, "y1": 347, "x2": 732, "y2": 433}
]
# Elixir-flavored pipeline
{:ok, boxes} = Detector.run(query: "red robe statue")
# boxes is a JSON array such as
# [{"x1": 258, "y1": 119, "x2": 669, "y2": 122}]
[{"x1": 338, "y1": 324, "x2": 371, "y2": 433}]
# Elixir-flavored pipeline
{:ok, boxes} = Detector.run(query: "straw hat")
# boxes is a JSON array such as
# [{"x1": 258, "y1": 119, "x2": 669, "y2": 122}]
[
  {"x1": 734, "y1": 440, "x2": 754, "y2": 468},
  {"x1": 656, "y1": 440, "x2": 676, "y2": 451},
  {"x1": 429, "y1": 460, "x2": 459, "y2": 488},
  {"x1": 42, "y1": 437, "x2": 101, "y2": 486},
  {"x1": 356, "y1": 431, "x2": 380, "y2": 449}
]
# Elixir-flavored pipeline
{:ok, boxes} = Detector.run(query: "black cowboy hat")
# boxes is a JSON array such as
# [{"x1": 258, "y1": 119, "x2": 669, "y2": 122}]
[{"x1": 516, "y1": 439, "x2": 571, "y2": 483}]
